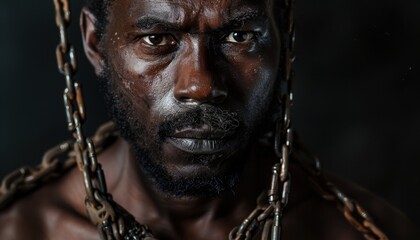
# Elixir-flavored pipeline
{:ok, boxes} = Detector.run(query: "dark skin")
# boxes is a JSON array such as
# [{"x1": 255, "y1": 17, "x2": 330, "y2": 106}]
[
  {"x1": 93, "y1": 0, "x2": 282, "y2": 186},
  {"x1": 0, "y1": 0, "x2": 419, "y2": 239}
]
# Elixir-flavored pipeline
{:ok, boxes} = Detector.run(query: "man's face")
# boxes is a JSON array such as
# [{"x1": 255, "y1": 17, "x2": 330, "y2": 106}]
[{"x1": 96, "y1": 0, "x2": 281, "y2": 197}]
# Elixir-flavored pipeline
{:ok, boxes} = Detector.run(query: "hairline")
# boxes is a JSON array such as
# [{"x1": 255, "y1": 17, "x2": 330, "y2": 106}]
[{"x1": 86, "y1": 0, "x2": 281, "y2": 40}]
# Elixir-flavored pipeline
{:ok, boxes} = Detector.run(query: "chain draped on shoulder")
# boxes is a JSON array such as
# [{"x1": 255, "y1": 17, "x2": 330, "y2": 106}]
[
  {"x1": 0, "y1": 122, "x2": 388, "y2": 240},
  {"x1": 0, "y1": 0, "x2": 389, "y2": 239}
]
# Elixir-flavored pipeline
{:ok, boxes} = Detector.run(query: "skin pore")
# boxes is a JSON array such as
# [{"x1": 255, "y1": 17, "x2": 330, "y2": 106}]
[
  {"x1": 87, "y1": 0, "x2": 282, "y2": 199},
  {"x1": 78, "y1": 0, "x2": 419, "y2": 239},
  {"x1": 0, "y1": 0, "x2": 419, "y2": 239},
  {"x1": 80, "y1": 0, "x2": 285, "y2": 238}
]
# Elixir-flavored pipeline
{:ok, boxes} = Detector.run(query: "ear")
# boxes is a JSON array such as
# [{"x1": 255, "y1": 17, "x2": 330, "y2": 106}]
[{"x1": 80, "y1": 7, "x2": 104, "y2": 76}]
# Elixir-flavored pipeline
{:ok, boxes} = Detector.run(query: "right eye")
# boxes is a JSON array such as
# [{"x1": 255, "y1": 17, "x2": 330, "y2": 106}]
[
  {"x1": 140, "y1": 34, "x2": 177, "y2": 46},
  {"x1": 224, "y1": 31, "x2": 256, "y2": 43}
]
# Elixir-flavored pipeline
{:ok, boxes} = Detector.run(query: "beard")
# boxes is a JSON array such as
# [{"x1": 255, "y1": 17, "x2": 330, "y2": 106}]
[{"x1": 98, "y1": 65, "x2": 253, "y2": 198}]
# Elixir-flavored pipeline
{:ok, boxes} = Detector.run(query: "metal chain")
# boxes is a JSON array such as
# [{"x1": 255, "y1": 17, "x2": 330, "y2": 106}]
[
  {"x1": 0, "y1": 120, "x2": 120, "y2": 209},
  {"x1": 0, "y1": 140, "x2": 74, "y2": 209},
  {"x1": 229, "y1": 0, "x2": 295, "y2": 239},
  {"x1": 294, "y1": 140, "x2": 389, "y2": 240},
  {"x1": 0, "y1": 1, "x2": 388, "y2": 240},
  {"x1": 53, "y1": 1, "x2": 156, "y2": 239},
  {"x1": 1, "y1": 0, "x2": 86, "y2": 199}
]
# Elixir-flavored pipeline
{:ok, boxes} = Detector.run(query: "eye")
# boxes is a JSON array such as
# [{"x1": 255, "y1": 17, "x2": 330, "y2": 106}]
[
  {"x1": 141, "y1": 34, "x2": 177, "y2": 46},
  {"x1": 225, "y1": 31, "x2": 255, "y2": 43}
]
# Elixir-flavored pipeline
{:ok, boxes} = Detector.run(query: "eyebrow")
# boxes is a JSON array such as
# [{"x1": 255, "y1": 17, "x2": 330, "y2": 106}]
[
  {"x1": 221, "y1": 10, "x2": 265, "y2": 30},
  {"x1": 134, "y1": 10, "x2": 265, "y2": 32},
  {"x1": 135, "y1": 17, "x2": 179, "y2": 31}
]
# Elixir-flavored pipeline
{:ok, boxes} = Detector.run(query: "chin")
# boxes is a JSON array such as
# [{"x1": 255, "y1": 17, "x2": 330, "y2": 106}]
[{"x1": 131, "y1": 132, "x2": 249, "y2": 198}]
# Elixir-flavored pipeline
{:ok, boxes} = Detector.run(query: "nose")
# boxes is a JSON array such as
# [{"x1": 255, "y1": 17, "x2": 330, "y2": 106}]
[{"x1": 173, "y1": 39, "x2": 227, "y2": 105}]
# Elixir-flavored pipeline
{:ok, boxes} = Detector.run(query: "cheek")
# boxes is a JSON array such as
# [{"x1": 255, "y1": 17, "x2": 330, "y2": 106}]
[
  {"x1": 108, "y1": 49, "x2": 171, "y2": 118},
  {"x1": 225, "y1": 52, "x2": 278, "y2": 127},
  {"x1": 229, "y1": 55, "x2": 277, "y2": 108},
  {"x1": 244, "y1": 66, "x2": 276, "y2": 124},
  {"x1": 108, "y1": 47, "x2": 181, "y2": 131}
]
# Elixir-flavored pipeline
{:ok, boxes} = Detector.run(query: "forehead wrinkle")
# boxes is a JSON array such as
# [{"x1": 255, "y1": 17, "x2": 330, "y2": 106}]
[
  {"x1": 128, "y1": 0, "x2": 187, "y2": 26},
  {"x1": 125, "y1": 0, "x2": 271, "y2": 32},
  {"x1": 187, "y1": 0, "x2": 268, "y2": 31}
]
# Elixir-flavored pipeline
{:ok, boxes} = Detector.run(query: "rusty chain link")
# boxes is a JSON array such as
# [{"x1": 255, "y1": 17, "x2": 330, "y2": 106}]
[
  {"x1": 229, "y1": 0, "x2": 295, "y2": 239},
  {"x1": 294, "y1": 141, "x2": 389, "y2": 240},
  {"x1": 53, "y1": 0, "x2": 156, "y2": 239},
  {"x1": 0, "y1": 0, "x2": 389, "y2": 240},
  {"x1": 0, "y1": 120, "x2": 118, "y2": 210},
  {"x1": 0, "y1": 140, "x2": 74, "y2": 209}
]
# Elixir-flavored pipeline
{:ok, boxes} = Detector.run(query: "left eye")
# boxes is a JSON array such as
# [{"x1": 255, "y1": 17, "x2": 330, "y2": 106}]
[
  {"x1": 225, "y1": 32, "x2": 255, "y2": 43},
  {"x1": 141, "y1": 34, "x2": 176, "y2": 46}
]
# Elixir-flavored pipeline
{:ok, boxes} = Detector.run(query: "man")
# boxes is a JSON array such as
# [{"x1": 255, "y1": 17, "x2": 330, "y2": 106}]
[{"x1": 0, "y1": 0, "x2": 419, "y2": 239}]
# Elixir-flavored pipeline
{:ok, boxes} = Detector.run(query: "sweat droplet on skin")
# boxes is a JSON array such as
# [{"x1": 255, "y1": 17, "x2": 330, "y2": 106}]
[{"x1": 123, "y1": 79, "x2": 133, "y2": 90}]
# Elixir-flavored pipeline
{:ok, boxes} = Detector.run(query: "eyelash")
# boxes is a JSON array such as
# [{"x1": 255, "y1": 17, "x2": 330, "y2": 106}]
[
  {"x1": 138, "y1": 34, "x2": 177, "y2": 47},
  {"x1": 133, "y1": 31, "x2": 260, "y2": 58},
  {"x1": 222, "y1": 31, "x2": 258, "y2": 44},
  {"x1": 137, "y1": 31, "x2": 258, "y2": 44}
]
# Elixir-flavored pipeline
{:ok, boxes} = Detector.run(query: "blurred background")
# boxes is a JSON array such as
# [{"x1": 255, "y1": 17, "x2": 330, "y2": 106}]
[{"x1": 0, "y1": 0, "x2": 419, "y2": 226}]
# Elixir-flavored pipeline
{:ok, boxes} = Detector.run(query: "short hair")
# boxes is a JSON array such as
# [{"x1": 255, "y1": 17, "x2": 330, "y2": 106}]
[
  {"x1": 85, "y1": 0, "x2": 112, "y2": 39},
  {"x1": 85, "y1": 0, "x2": 283, "y2": 40}
]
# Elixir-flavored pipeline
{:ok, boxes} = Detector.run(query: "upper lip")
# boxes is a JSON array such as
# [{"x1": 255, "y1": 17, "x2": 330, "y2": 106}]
[{"x1": 168, "y1": 124, "x2": 235, "y2": 140}]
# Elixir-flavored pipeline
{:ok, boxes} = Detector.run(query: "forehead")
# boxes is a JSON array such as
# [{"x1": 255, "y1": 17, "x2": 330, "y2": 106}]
[{"x1": 108, "y1": 0, "x2": 274, "y2": 29}]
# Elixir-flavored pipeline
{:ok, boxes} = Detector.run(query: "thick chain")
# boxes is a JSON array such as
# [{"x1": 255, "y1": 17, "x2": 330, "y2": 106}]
[
  {"x1": 53, "y1": 1, "x2": 156, "y2": 239},
  {"x1": 1, "y1": 0, "x2": 82, "y2": 198},
  {"x1": 1, "y1": 0, "x2": 81, "y2": 205},
  {"x1": 294, "y1": 141, "x2": 389, "y2": 240},
  {"x1": 0, "y1": 140, "x2": 74, "y2": 209},
  {"x1": 0, "y1": 120, "x2": 121, "y2": 210},
  {"x1": 229, "y1": 1, "x2": 295, "y2": 239},
  {"x1": 0, "y1": 1, "x2": 389, "y2": 240}
]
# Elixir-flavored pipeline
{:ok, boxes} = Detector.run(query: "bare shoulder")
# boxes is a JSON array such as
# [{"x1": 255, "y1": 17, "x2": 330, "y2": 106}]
[
  {"x1": 284, "y1": 162, "x2": 419, "y2": 240},
  {"x1": 0, "y1": 191, "x2": 45, "y2": 239},
  {"x1": 326, "y1": 172, "x2": 420, "y2": 239},
  {"x1": 0, "y1": 168, "x2": 96, "y2": 240}
]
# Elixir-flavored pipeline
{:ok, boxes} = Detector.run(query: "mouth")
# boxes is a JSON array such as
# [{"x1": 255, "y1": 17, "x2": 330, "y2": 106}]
[
  {"x1": 166, "y1": 125, "x2": 236, "y2": 154},
  {"x1": 168, "y1": 138, "x2": 230, "y2": 154}
]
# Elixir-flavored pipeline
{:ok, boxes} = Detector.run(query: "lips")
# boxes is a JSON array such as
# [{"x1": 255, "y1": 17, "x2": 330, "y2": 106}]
[{"x1": 166, "y1": 124, "x2": 236, "y2": 154}]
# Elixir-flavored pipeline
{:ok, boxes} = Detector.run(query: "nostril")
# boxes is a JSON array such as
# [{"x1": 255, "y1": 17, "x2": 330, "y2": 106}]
[
  {"x1": 177, "y1": 96, "x2": 194, "y2": 103},
  {"x1": 211, "y1": 90, "x2": 228, "y2": 104}
]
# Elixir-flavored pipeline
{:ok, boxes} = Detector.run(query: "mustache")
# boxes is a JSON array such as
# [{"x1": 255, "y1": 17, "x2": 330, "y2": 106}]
[{"x1": 158, "y1": 105, "x2": 240, "y2": 139}]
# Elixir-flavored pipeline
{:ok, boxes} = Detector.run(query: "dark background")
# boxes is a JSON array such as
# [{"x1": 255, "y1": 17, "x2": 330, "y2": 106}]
[{"x1": 1, "y1": 0, "x2": 419, "y2": 227}]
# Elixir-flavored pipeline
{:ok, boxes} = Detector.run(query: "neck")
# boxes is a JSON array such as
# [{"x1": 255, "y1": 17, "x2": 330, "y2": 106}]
[
  {"x1": 103, "y1": 138, "x2": 267, "y2": 220},
  {"x1": 65, "y1": 136, "x2": 312, "y2": 239}
]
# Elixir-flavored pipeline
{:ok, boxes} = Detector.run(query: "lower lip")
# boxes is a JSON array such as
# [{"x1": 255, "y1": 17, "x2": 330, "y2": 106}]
[{"x1": 167, "y1": 137, "x2": 229, "y2": 154}]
